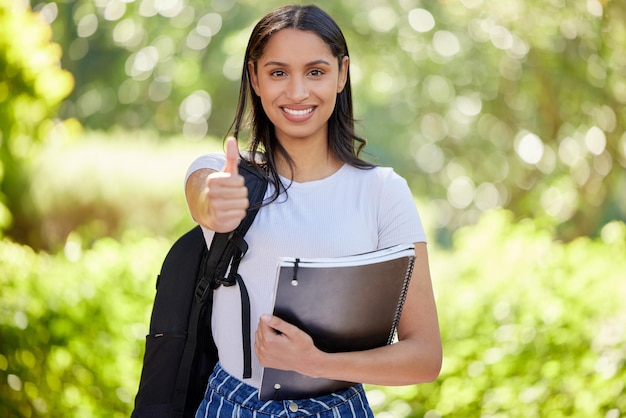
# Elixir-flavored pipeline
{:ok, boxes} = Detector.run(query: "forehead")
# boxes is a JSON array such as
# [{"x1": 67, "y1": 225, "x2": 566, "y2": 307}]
[{"x1": 260, "y1": 29, "x2": 334, "y2": 63}]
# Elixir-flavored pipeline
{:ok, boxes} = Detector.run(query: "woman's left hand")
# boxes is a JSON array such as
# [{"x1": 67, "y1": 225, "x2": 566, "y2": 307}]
[{"x1": 254, "y1": 314, "x2": 323, "y2": 377}]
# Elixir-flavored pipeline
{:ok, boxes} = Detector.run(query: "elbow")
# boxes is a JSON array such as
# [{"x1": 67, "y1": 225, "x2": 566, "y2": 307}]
[
  {"x1": 410, "y1": 343, "x2": 443, "y2": 384},
  {"x1": 396, "y1": 356, "x2": 441, "y2": 386},
  {"x1": 425, "y1": 342, "x2": 443, "y2": 382},
  {"x1": 421, "y1": 352, "x2": 442, "y2": 383}
]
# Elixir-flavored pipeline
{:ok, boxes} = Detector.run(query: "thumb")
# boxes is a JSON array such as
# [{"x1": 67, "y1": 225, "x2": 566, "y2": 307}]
[
  {"x1": 222, "y1": 137, "x2": 239, "y2": 174},
  {"x1": 261, "y1": 314, "x2": 291, "y2": 335}
]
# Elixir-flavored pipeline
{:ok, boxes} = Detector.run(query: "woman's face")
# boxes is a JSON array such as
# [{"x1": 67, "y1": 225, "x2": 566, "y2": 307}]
[{"x1": 249, "y1": 29, "x2": 349, "y2": 147}]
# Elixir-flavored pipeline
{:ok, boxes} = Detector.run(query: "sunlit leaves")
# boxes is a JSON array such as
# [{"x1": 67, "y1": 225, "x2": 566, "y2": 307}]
[
  {"x1": 0, "y1": 0, "x2": 76, "y2": 237},
  {"x1": 2, "y1": 206, "x2": 625, "y2": 417},
  {"x1": 0, "y1": 233, "x2": 170, "y2": 417}
]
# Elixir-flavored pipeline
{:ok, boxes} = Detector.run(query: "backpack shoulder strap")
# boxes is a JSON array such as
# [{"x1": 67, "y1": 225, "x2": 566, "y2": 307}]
[
  {"x1": 202, "y1": 159, "x2": 268, "y2": 378},
  {"x1": 172, "y1": 159, "x2": 268, "y2": 416},
  {"x1": 195, "y1": 159, "x2": 268, "y2": 299}
]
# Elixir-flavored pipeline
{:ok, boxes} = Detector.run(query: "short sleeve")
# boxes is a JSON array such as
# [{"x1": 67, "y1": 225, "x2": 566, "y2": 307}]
[
  {"x1": 184, "y1": 153, "x2": 226, "y2": 186},
  {"x1": 376, "y1": 169, "x2": 427, "y2": 248}
]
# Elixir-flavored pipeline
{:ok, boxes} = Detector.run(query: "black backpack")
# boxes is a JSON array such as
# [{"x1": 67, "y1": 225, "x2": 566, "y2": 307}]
[{"x1": 131, "y1": 159, "x2": 268, "y2": 418}]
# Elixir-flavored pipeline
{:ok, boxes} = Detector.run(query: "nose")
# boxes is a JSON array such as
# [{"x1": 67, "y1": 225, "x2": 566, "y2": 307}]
[{"x1": 286, "y1": 76, "x2": 309, "y2": 102}]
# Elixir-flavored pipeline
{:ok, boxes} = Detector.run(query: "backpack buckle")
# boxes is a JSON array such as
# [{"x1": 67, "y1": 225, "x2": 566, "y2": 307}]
[
  {"x1": 195, "y1": 277, "x2": 210, "y2": 302},
  {"x1": 215, "y1": 271, "x2": 239, "y2": 287}
]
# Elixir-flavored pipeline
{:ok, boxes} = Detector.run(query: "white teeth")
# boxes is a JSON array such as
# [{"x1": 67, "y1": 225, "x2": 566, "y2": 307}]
[{"x1": 283, "y1": 107, "x2": 313, "y2": 116}]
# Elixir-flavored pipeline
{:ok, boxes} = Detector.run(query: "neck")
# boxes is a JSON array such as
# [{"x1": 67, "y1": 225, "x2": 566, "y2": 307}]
[{"x1": 275, "y1": 141, "x2": 342, "y2": 183}]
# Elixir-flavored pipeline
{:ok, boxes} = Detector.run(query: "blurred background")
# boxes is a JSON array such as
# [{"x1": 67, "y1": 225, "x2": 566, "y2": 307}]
[{"x1": 1, "y1": 0, "x2": 624, "y2": 416}]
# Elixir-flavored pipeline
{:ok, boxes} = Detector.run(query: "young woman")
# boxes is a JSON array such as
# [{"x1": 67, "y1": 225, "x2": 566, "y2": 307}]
[{"x1": 185, "y1": 5, "x2": 441, "y2": 417}]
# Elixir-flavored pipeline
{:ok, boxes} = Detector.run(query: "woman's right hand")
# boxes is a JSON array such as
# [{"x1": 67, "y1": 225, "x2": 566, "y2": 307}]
[{"x1": 187, "y1": 137, "x2": 249, "y2": 232}]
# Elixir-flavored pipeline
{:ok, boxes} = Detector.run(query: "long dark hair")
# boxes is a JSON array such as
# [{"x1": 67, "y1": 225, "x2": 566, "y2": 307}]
[{"x1": 228, "y1": 5, "x2": 374, "y2": 201}]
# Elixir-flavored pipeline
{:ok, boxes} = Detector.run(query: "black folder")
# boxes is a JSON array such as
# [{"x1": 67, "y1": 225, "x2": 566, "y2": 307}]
[{"x1": 259, "y1": 244, "x2": 416, "y2": 401}]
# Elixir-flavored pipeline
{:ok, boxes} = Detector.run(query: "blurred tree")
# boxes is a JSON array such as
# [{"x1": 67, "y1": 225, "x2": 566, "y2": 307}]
[
  {"x1": 0, "y1": 0, "x2": 76, "y2": 245},
  {"x1": 27, "y1": 0, "x2": 626, "y2": 242},
  {"x1": 388, "y1": 0, "x2": 626, "y2": 243}
]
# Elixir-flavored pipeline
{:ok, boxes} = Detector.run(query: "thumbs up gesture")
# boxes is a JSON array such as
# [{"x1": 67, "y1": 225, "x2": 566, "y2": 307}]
[{"x1": 202, "y1": 137, "x2": 249, "y2": 232}]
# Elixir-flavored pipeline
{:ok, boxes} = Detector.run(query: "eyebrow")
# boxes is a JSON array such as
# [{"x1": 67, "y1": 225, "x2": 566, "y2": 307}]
[{"x1": 263, "y1": 59, "x2": 332, "y2": 67}]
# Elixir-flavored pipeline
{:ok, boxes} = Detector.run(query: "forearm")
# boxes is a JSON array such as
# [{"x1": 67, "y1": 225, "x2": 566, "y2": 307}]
[
  {"x1": 302, "y1": 337, "x2": 442, "y2": 386},
  {"x1": 185, "y1": 168, "x2": 215, "y2": 228}
]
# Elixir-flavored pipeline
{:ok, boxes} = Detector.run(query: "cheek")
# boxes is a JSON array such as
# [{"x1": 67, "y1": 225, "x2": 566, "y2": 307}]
[
  {"x1": 325, "y1": 87, "x2": 340, "y2": 111},
  {"x1": 257, "y1": 92, "x2": 281, "y2": 124},
  {"x1": 259, "y1": 92, "x2": 279, "y2": 116},
  {"x1": 256, "y1": 83, "x2": 281, "y2": 104}
]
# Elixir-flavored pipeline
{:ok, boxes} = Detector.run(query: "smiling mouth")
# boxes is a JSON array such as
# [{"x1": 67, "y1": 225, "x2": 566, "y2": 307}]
[{"x1": 282, "y1": 107, "x2": 315, "y2": 116}]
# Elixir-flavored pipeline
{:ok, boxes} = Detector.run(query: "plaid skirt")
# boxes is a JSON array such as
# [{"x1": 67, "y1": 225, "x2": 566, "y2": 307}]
[{"x1": 196, "y1": 363, "x2": 375, "y2": 418}]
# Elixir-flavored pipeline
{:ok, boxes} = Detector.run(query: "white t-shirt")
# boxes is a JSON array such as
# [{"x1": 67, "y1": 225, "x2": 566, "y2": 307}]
[{"x1": 185, "y1": 153, "x2": 427, "y2": 389}]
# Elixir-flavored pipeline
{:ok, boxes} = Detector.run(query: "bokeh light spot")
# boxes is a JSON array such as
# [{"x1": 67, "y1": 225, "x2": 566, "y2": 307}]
[
  {"x1": 35, "y1": 2, "x2": 58, "y2": 24},
  {"x1": 197, "y1": 12, "x2": 222, "y2": 37},
  {"x1": 408, "y1": 9, "x2": 435, "y2": 33},
  {"x1": 490, "y1": 25, "x2": 513, "y2": 50},
  {"x1": 475, "y1": 182, "x2": 501, "y2": 211},
  {"x1": 179, "y1": 90, "x2": 212, "y2": 124},
  {"x1": 155, "y1": 0, "x2": 185, "y2": 18},
  {"x1": 432, "y1": 31, "x2": 460, "y2": 57},
  {"x1": 447, "y1": 176, "x2": 475, "y2": 209},
  {"x1": 587, "y1": 0, "x2": 603, "y2": 17},
  {"x1": 104, "y1": 0, "x2": 126, "y2": 21},
  {"x1": 425, "y1": 75, "x2": 454, "y2": 104},
  {"x1": 585, "y1": 126, "x2": 606, "y2": 156},
  {"x1": 368, "y1": 7, "x2": 397, "y2": 32},
  {"x1": 456, "y1": 94, "x2": 482, "y2": 117},
  {"x1": 540, "y1": 182, "x2": 578, "y2": 221},
  {"x1": 559, "y1": 137, "x2": 582, "y2": 167},
  {"x1": 516, "y1": 132, "x2": 544, "y2": 165},
  {"x1": 415, "y1": 143, "x2": 445, "y2": 174},
  {"x1": 77, "y1": 14, "x2": 98, "y2": 38},
  {"x1": 186, "y1": 28, "x2": 211, "y2": 50}
]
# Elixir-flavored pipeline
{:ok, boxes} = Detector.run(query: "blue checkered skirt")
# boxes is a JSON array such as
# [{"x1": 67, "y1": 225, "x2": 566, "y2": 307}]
[{"x1": 195, "y1": 363, "x2": 375, "y2": 417}]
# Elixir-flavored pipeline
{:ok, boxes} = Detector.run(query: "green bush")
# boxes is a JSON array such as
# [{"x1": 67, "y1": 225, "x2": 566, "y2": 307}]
[
  {"x1": 0, "y1": 232, "x2": 169, "y2": 417},
  {"x1": 369, "y1": 211, "x2": 626, "y2": 417},
  {"x1": 0, "y1": 0, "x2": 76, "y2": 242},
  {"x1": 1, "y1": 210, "x2": 624, "y2": 417}
]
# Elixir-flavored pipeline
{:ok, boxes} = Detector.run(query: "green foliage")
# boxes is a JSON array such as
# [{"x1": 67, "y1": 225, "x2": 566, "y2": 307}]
[
  {"x1": 27, "y1": 0, "x2": 626, "y2": 241},
  {"x1": 0, "y1": 0, "x2": 76, "y2": 242},
  {"x1": 1, "y1": 210, "x2": 624, "y2": 417},
  {"x1": 0, "y1": 231, "x2": 169, "y2": 417},
  {"x1": 369, "y1": 210, "x2": 626, "y2": 417}
]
